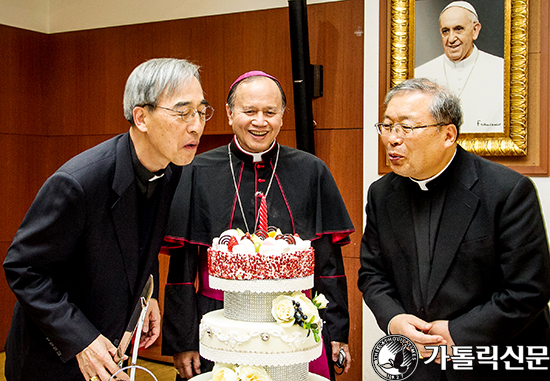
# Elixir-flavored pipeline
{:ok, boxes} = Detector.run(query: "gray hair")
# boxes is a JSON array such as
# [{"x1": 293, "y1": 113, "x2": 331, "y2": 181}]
[
  {"x1": 385, "y1": 78, "x2": 463, "y2": 136},
  {"x1": 123, "y1": 58, "x2": 201, "y2": 124}
]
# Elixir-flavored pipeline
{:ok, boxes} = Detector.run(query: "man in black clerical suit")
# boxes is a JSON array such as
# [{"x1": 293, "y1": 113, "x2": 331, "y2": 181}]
[
  {"x1": 358, "y1": 77, "x2": 550, "y2": 380},
  {"x1": 162, "y1": 71, "x2": 354, "y2": 381},
  {"x1": 3, "y1": 58, "x2": 213, "y2": 381}
]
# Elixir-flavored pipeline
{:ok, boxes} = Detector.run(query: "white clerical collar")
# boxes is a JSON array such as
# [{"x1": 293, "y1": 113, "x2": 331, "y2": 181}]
[
  {"x1": 444, "y1": 45, "x2": 479, "y2": 70},
  {"x1": 234, "y1": 137, "x2": 276, "y2": 163},
  {"x1": 149, "y1": 173, "x2": 164, "y2": 182},
  {"x1": 410, "y1": 149, "x2": 457, "y2": 191}
]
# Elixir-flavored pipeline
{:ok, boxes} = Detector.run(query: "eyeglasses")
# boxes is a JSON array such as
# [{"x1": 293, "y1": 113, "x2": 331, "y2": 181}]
[
  {"x1": 145, "y1": 104, "x2": 215, "y2": 122},
  {"x1": 374, "y1": 122, "x2": 444, "y2": 137}
]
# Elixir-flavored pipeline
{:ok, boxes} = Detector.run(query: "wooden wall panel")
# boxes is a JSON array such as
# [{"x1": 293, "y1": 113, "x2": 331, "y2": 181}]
[
  {"x1": 47, "y1": 29, "x2": 142, "y2": 136},
  {"x1": 314, "y1": 129, "x2": 363, "y2": 247},
  {"x1": 309, "y1": 0, "x2": 364, "y2": 130},
  {"x1": 1, "y1": 25, "x2": 49, "y2": 136},
  {"x1": 2, "y1": 135, "x2": 43, "y2": 242},
  {"x1": 343, "y1": 256, "x2": 363, "y2": 381},
  {"x1": 41, "y1": 0, "x2": 364, "y2": 137},
  {"x1": 315, "y1": 128, "x2": 362, "y2": 380}
]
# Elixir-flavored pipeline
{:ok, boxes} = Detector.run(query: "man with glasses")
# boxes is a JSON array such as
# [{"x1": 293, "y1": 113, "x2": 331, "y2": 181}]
[
  {"x1": 3, "y1": 58, "x2": 212, "y2": 381},
  {"x1": 358, "y1": 78, "x2": 550, "y2": 379},
  {"x1": 162, "y1": 71, "x2": 354, "y2": 381}
]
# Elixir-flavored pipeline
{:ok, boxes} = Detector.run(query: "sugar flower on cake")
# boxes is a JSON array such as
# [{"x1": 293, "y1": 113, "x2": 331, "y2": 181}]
[
  {"x1": 212, "y1": 363, "x2": 239, "y2": 381},
  {"x1": 271, "y1": 291, "x2": 328, "y2": 342},
  {"x1": 271, "y1": 295, "x2": 296, "y2": 328},
  {"x1": 292, "y1": 291, "x2": 321, "y2": 325},
  {"x1": 211, "y1": 363, "x2": 272, "y2": 381},
  {"x1": 237, "y1": 365, "x2": 271, "y2": 381}
]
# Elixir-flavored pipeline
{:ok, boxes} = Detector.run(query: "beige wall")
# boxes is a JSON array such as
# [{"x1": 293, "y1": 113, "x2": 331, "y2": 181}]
[
  {"x1": 0, "y1": 0, "x2": 48, "y2": 31},
  {"x1": 0, "y1": 0, "x2": 343, "y2": 33}
]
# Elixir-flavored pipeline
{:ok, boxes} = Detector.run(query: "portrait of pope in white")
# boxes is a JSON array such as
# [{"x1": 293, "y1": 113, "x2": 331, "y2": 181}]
[{"x1": 415, "y1": 1, "x2": 505, "y2": 134}]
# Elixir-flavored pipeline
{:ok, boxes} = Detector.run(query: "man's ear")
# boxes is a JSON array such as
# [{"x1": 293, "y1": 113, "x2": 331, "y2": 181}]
[
  {"x1": 445, "y1": 123, "x2": 458, "y2": 145},
  {"x1": 132, "y1": 106, "x2": 148, "y2": 133},
  {"x1": 472, "y1": 22, "x2": 482, "y2": 41},
  {"x1": 225, "y1": 104, "x2": 233, "y2": 127}
]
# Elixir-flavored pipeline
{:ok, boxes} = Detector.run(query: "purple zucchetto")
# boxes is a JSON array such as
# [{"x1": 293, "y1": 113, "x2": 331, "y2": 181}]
[{"x1": 229, "y1": 71, "x2": 280, "y2": 92}]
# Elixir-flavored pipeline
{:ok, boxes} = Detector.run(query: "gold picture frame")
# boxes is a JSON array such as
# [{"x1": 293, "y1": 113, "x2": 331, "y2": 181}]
[{"x1": 389, "y1": 0, "x2": 528, "y2": 156}]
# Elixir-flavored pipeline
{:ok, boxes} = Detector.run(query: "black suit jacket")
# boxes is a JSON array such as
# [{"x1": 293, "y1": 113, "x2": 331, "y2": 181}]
[
  {"x1": 358, "y1": 146, "x2": 550, "y2": 380},
  {"x1": 3, "y1": 132, "x2": 182, "y2": 381}
]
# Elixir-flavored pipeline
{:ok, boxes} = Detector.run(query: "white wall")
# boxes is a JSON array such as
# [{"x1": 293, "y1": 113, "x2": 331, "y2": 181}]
[
  {"x1": 362, "y1": 3, "x2": 385, "y2": 379},
  {"x1": 1, "y1": 0, "x2": 343, "y2": 33}
]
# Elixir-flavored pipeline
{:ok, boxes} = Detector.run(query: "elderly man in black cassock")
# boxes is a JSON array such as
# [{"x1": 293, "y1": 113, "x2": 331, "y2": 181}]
[{"x1": 162, "y1": 71, "x2": 354, "y2": 381}]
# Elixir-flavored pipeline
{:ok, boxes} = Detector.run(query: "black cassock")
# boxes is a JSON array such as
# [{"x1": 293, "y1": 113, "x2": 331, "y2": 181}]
[{"x1": 162, "y1": 137, "x2": 354, "y2": 380}]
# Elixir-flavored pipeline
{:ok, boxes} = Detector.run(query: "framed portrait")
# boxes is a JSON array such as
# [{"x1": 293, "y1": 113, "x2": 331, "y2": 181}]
[{"x1": 389, "y1": 0, "x2": 528, "y2": 156}]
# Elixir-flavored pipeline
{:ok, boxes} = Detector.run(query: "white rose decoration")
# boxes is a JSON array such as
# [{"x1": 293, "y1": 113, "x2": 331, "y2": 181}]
[
  {"x1": 212, "y1": 364, "x2": 239, "y2": 381},
  {"x1": 271, "y1": 295, "x2": 295, "y2": 327},
  {"x1": 312, "y1": 293, "x2": 329, "y2": 309},
  {"x1": 237, "y1": 365, "x2": 272, "y2": 381},
  {"x1": 291, "y1": 292, "x2": 320, "y2": 325}
]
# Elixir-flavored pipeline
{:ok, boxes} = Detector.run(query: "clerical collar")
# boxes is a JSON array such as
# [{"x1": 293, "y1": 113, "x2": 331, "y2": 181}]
[
  {"x1": 410, "y1": 149, "x2": 457, "y2": 191},
  {"x1": 444, "y1": 45, "x2": 479, "y2": 70},
  {"x1": 231, "y1": 136, "x2": 278, "y2": 163},
  {"x1": 129, "y1": 138, "x2": 165, "y2": 185}
]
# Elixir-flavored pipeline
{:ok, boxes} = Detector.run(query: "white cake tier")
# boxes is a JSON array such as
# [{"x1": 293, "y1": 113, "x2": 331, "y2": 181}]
[
  {"x1": 209, "y1": 275, "x2": 314, "y2": 293},
  {"x1": 199, "y1": 309, "x2": 322, "y2": 367},
  {"x1": 189, "y1": 372, "x2": 329, "y2": 381}
]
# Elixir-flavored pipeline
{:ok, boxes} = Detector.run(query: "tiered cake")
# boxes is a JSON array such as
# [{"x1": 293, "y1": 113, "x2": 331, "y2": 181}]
[{"x1": 191, "y1": 227, "x2": 329, "y2": 381}]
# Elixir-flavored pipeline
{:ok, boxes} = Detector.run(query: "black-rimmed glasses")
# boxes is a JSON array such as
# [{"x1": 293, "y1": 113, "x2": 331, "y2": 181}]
[
  {"x1": 145, "y1": 104, "x2": 215, "y2": 122},
  {"x1": 374, "y1": 122, "x2": 444, "y2": 137}
]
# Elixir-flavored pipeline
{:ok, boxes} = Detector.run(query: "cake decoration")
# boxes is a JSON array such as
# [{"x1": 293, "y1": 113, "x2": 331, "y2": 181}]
[
  {"x1": 211, "y1": 363, "x2": 272, "y2": 381},
  {"x1": 208, "y1": 228, "x2": 314, "y2": 280},
  {"x1": 196, "y1": 223, "x2": 326, "y2": 381},
  {"x1": 272, "y1": 292, "x2": 328, "y2": 342}
]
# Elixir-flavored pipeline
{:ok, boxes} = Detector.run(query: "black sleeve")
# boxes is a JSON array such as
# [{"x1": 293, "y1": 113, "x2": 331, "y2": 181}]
[
  {"x1": 161, "y1": 244, "x2": 200, "y2": 355},
  {"x1": 312, "y1": 234, "x2": 350, "y2": 344},
  {"x1": 3, "y1": 172, "x2": 100, "y2": 362}
]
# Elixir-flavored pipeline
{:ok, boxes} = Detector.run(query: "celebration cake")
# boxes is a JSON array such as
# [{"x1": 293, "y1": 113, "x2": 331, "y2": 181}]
[{"x1": 193, "y1": 227, "x2": 329, "y2": 381}]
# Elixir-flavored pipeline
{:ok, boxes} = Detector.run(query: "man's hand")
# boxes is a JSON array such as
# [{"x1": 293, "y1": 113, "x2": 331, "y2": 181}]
[
  {"x1": 427, "y1": 320, "x2": 455, "y2": 364},
  {"x1": 331, "y1": 341, "x2": 351, "y2": 373},
  {"x1": 174, "y1": 351, "x2": 201, "y2": 379},
  {"x1": 388, "y1": 314, "x2": 447, "y2": 359},
  {"x1": 139, "y1": 298, "x2": 160, "y2": 349},
  {"x1": 76, "y1": 334, "x2": 129, "y2": 381}
]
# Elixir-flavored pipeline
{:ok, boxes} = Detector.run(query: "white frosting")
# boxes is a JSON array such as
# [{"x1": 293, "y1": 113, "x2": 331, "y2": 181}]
[
  {"x1": 209, "y1": 275, "x2": 314, "y2": 294},
  {"x1": 199, "y1": 310, "x2": 322, "y2": 366},
  {"x1": 232, "y1": 239, "x2": 256, "y2": 254},
  {"x1": 211, "y1": 229, "x2": 311, "y2": 254},
  {"x1": 259, "y1": 237, "x2": 290, "y2": 255}
]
